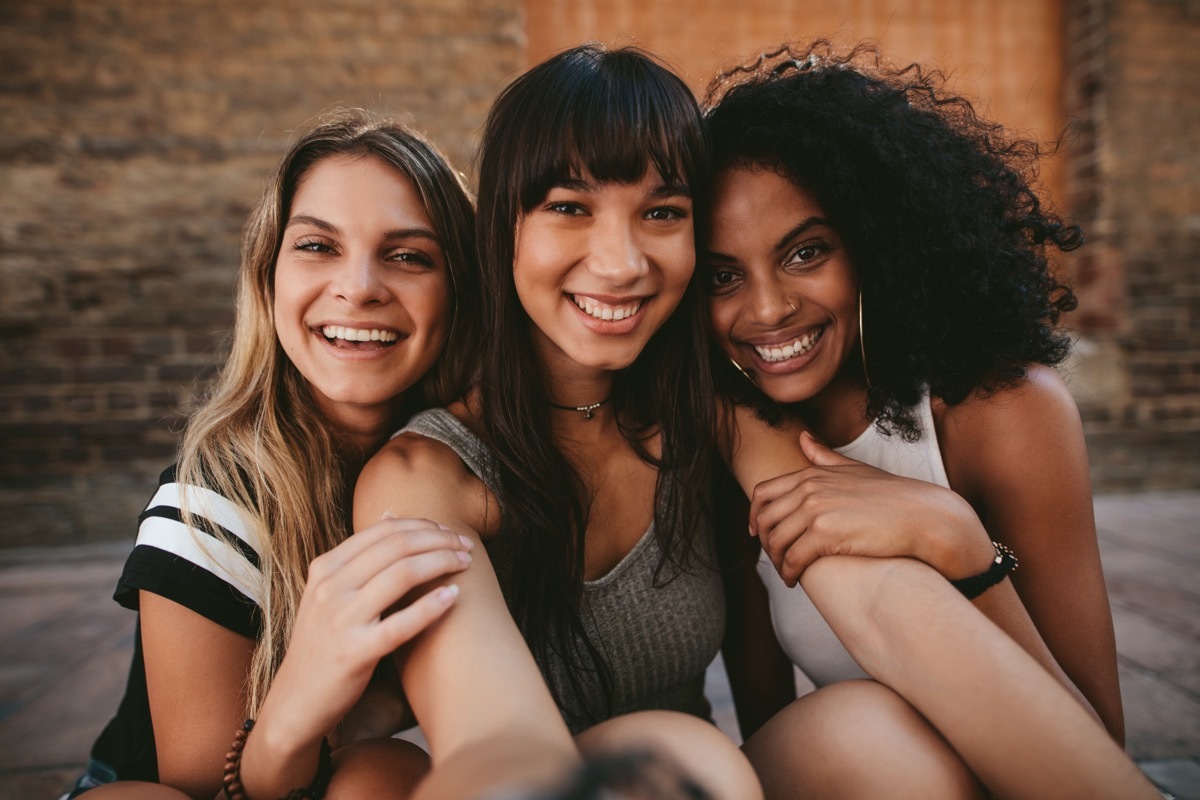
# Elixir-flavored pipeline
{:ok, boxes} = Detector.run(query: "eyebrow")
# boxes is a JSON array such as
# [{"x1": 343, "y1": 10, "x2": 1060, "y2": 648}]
[
  {"x1": 705, "y1": 215, "x2": 832, "y2": 263},
  {"x1": 285, "y1": 214, "x2": 441, "y2": 244},
  {"x1": 772, "y1": 217, "x2": 832, "y2": 253}
]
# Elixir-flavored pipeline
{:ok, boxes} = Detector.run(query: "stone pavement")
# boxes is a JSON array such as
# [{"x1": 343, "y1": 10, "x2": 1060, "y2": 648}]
[{"x1": 0, "y1": 492, "x2": 1196, "y2": 800}]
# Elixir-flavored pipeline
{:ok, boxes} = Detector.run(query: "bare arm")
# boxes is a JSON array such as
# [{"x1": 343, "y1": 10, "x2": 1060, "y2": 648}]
[
  {"x1": 713, "y1": 478, "x2": 795, "y2": 740},
  {"x1": 143, "y1": 519, "x2": 469, "y2": 799},
  {"x1": 801, "y1": 556, "x2": 1155, "y2": 799},
  {"x1": 238, "y1": 517, "x2": 468, "y2": 799},
  {"x1": 938, "y1": 365, "x2": 1123, "y2": 740},
  {"x1": 354, "y1": 433, "x2": 580, "y2": 794},
  {"x1": 140, "y1": 592, "x2": 253, "y2": 799}
]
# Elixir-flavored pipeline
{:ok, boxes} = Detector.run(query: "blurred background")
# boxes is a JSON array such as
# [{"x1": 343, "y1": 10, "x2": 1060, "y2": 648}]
[{"x1": 1, "y1": 0, "x2": 1197, "y2": 548}]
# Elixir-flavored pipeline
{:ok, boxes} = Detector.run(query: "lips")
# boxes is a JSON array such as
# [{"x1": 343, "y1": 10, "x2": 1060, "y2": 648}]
[
  {"x1": 750, "y1": 326, "x2": 825, "y2": 363},
  {"x1": 569, "y1": 293, "x2": 644, "y2": 321}
]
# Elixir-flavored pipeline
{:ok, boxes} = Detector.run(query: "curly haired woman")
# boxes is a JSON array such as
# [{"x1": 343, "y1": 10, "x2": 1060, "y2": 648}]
[{"x1": 702, "y1": 41, "x2": 1140, "y2": 798}]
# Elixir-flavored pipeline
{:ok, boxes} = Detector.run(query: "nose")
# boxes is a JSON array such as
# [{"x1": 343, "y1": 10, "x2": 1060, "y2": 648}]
[
  {"x1": 586, "y1": 216, "x2": 648, "y2": 286},
  {"x1": 747, "y1": 271, "x2": 795, "y2": 326},
  {"x1": 330, "y1": 250, "x2": 389, "y2": 306}
]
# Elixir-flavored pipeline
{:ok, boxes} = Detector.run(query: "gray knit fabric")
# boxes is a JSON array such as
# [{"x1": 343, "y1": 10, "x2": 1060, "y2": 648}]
[{"x1": 397, "y1": 408, "x2": 724, "y2": 733}]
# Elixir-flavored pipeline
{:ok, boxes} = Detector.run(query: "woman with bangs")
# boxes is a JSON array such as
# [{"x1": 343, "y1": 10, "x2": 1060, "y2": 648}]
[
  {"x1": 71, "y1": 113, "x2": 481, "y2": 800},
  {"x1": 355, "y1": 44, "x2": 760, "y2": 799}
]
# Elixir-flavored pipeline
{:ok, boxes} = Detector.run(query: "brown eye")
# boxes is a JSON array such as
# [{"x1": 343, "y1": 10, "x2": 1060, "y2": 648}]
[
  {"x1": 785, "y1": 241, "x2": 830, "y2": 269},
  {"x1": 708, "y1": 268, "x2": 741, "y2": 294}
]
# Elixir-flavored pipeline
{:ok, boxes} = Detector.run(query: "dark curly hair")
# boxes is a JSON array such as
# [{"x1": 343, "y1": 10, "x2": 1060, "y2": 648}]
[{"x1": 703, "y1": 40, "x2": 1080, "y2": 440}]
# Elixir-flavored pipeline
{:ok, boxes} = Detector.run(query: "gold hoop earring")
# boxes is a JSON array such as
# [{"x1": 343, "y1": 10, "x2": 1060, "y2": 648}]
[
  {"x1": 858, "y1": 291, "x2": 872, "y2": 390},
  {"x1": 728, "y1": 355, "x2": 758, "y2": 386}
]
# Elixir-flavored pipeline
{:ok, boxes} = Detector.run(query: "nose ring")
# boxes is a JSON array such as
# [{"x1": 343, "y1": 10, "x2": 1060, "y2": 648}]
[{"x1": 787, "y1": 300, "x2": 797, "y2": 313}]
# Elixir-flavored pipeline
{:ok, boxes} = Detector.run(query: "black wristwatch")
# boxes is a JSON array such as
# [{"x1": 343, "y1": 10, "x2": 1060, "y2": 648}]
[{"x1": 950, "y1": 541, "x2": 1019, "y2": 600}]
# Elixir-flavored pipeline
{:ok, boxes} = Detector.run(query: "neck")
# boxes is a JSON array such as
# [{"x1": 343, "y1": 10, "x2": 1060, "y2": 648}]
[
  {"x1": 540, "y1": 352, "x2": 615, "y2": 413},
  {"x1": 320, "y1": 399, "x2": 409, "y2": 464},
  {"x1": 796, "y1": 368, "x2": 871, "y2": 448}
]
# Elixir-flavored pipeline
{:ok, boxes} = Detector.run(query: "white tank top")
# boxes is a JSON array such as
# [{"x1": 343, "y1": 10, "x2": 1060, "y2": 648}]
[{"x1": 756, "y1": 393, "x2": 950, "y2": 687}]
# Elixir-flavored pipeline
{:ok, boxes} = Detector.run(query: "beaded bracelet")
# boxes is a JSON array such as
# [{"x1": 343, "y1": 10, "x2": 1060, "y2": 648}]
[{"x1": 223, "y1": 719, "x2": 334, "y2": 800}]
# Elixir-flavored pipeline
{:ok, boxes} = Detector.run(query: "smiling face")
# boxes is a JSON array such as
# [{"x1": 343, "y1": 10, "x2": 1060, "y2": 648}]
[
  {"x1": 513, "y1": 169, "x2": 696, "y2": 375},
  {"x1": 706, "y1": 166, "x2": 859, "y2": 406},
  {"x1": 273, "y1": 153, "x2": 451, "y2": 430}
]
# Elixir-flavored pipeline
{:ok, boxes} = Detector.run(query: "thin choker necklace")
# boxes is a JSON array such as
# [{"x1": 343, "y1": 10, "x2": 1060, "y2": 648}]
[{"x1": 548, "y1": 396, "x2": 610, "y2": 420}]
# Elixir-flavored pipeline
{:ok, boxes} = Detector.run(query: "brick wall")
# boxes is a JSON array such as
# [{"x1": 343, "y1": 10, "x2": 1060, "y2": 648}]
[
  {"x1": 2, "y1": 1, "x2": 1196, "y2": 548},
  {"x1": 1063, "y1": 0, "x2": 1200, "y2": 490},
  {"x1": 0, "y1": 0, "x2": 522, "y2": 547}
]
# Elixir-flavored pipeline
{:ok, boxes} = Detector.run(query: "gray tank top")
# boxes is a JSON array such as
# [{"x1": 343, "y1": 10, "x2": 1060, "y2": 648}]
[{"x1": 397, "y1": 408, "x2": 724, "y2": 733}]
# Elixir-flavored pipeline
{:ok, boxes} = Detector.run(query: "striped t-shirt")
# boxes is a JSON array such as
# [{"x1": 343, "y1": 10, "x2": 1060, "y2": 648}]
[
  {"x1": 82, "y1": 464, "x2": 265, "y2": 786},
  {"x1": 114, "y1": 464, "x2": 264, "y2": 637}
]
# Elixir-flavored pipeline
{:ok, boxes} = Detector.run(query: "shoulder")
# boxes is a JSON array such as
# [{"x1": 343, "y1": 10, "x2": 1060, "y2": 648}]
[
  {"x1": 933, "y1": 365, "x2": 1088, "y2": 503},
  {"x1": 933, "y1": 364, "x2": 1080, "y2": 442},
  {"x1": 356, "y1": 408, "x2": 496, "y2": 536},
  {"x1": 361, "y1": 423, "x2": 478, "y2": 496}
]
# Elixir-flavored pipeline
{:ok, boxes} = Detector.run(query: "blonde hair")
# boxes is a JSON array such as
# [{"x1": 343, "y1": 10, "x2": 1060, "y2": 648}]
[{"x1": 176, "y1": 112, "x2": 477, "y2": 714}]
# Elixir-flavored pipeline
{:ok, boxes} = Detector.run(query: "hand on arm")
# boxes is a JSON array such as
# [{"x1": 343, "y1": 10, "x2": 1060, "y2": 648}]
[
  {"x1": 353, "y1": 434, "x2": 580, "y2": 795},
  {"x1": 751, "y1": 432, "x2": 997, "y2": 586},
  {"x1": 727, "y1": 398, "x2": 1095, "y2": 722},
  {"x1": 238, "y1": 516, "x2": 470, "y2": 800}
]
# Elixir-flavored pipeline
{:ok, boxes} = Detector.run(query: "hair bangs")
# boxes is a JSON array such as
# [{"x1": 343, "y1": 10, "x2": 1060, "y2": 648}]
[{"x1": 509, "y1": 45, "x2": 706, "y2": 213}]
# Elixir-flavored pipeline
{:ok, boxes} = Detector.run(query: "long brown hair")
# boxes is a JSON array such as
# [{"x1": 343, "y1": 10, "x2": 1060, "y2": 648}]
[
  {"x1": 475, "y1": 45, "x2": 715, "y2": 722},
  {"x1": 177, "y1": 112, "x2": 477, "y2": 713}
]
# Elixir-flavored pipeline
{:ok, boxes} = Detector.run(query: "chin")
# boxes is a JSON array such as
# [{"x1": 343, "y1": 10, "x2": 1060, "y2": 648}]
[{"x1": 757, "y1": 379, "x2": 817, "y2": 406}]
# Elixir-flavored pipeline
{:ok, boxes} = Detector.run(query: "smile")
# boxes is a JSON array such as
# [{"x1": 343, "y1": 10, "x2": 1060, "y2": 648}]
[
  {"x1": 569, "y1": 294, "x2": 644, "y2": 321},
  {"x1": 751, "y1": 326, "x2": 825, "y2": 363},
  {"x1": 319, "y1": 325, "x2": 401, "y2": 349}
]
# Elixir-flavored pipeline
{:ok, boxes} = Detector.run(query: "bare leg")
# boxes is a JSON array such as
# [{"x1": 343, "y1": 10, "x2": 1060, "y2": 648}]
[
  {"x1": 744, "y1": 680, "x2": 983, "y2": 799},
  {"x1": 411, "y1": 732, "x2": 581, "y2": 800},
  {"x1": 801, "y1": 556, "x2": 1158, "y2": 800},
  {"x1": 327, "y1": 737, "x2": 430, "y2": 799},
  {"x1": 577, "y1": 710, "x2": 763, "y2": 800},
  {"x1": 77, "y1": 783, "x2": 190, "y2": 799}
]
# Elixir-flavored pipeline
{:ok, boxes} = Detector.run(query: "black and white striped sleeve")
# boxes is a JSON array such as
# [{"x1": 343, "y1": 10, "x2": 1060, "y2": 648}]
[{"x1": 114, "y1": 466, "x2": 263, "y2": 639}]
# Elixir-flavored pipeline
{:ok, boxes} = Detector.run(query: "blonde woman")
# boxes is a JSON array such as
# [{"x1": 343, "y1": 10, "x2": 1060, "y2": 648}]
[{"x1": 69, "y1": 114, "x2": 480, "y2": 800}]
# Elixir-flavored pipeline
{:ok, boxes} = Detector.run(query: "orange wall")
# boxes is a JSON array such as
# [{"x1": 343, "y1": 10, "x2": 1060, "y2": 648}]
[{"x1": 523, "y1": 0, "x2": 1065, "y2": 200}]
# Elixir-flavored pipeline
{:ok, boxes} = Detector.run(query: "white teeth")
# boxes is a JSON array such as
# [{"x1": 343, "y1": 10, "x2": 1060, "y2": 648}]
[
  {"x1": 571, "y1": 295, "x2": 642, "y2": 322},
  {"x1": 753, "y1": 327, "x2": 825, "y2": 363},
  {"x1": 321, "y1": 325, "x2": 399, "y2": 343}
]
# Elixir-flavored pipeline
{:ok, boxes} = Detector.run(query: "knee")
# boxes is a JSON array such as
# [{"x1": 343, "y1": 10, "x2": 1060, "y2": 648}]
[
  {"x1": 77, "y1": 782, "x2": 190, "y2": 800},
  {"x1": 745, "y1": 681, "x2": 983, "y2": 800},
  {"x1": 327, "y1": 737, "x2": 431, "y2": 799},
  {"x1": 577, "y1": 710, "x2": 762, "y2": 800}
]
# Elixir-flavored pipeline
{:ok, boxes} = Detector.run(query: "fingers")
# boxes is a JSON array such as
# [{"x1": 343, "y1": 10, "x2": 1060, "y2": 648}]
[
  {"x1": 748, "y1": 471, "x2": 807, "y2": 536},
  {"x1": 372, "y1": 583, "x2": 460, "y2": 653},
  {"x1": 799, "y1": 431, "x2": 857, "y2": 467},
  {"x1": 312, "y1": 514, "x2": 462, "y2": 575},
  {"x1": 778, "y1": 529, "x2": 825, "y2": 586},
  {"x1": 354, "y1": 547, "x2": 472, "y2": 623},
  {"x1": 333, "y1": 523, "x2": 472, "y2": 591}
]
